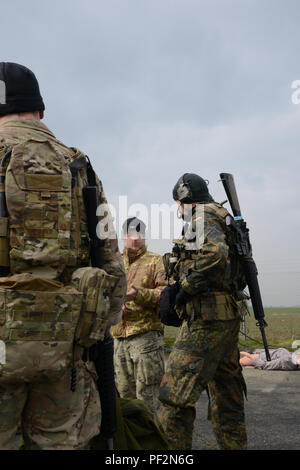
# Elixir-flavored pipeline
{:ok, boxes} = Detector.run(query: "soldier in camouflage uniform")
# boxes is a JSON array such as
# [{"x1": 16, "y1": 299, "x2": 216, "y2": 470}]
[
  {"x1": 111, "y1": 217, "x2": 168, "y2": 415},
  {"x1": 157, "y1": 173, "x2": 247, "y2": 450},
  {"x1": 0, "y1": 63, "x2": 126, "y2": 449}
]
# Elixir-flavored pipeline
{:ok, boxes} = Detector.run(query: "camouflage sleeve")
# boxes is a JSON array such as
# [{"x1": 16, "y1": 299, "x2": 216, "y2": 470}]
[
  {"x1": 135, "y1": 256, "x2": 168, "y2": 308},
  {"x1": 95, "y1": 174, "x2": 127, "y2": 324},
  {"x1": 181, "y1": 215, "x2": 229, "y2": 296}
]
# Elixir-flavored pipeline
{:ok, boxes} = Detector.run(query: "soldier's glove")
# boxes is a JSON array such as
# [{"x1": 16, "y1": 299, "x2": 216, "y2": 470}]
[
  {"x1": 159, "y1": 284, "x2": 182, "y2": 327},
  {"x1": 175, "y1": 288, "x2": 192, "y2": 306}
]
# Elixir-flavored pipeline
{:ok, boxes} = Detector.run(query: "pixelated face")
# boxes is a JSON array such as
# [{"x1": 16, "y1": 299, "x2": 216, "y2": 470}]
[{"x1": 124, "y1": 230, "x2": 146, "y2": 251}]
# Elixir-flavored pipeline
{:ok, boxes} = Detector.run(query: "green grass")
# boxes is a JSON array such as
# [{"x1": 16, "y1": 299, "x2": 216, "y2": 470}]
[
  {"x1": 261, "y1": 307, "x2": 300, "y2": 315},
  {"x1": 240, "y1": 307, "x2": 300, "y2": 350},
  {"x1": 164, "y1": 307, "x2": 300, "y2": 351}
]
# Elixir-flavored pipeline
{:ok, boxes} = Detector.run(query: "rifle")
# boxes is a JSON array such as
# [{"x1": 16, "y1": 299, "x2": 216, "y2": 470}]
[
  {"x1": 82, "y1": 158, "x2": 117, "y2": 450},
  {"x1": 219, "y1": 173, "x2": 271, "y2": 361}
]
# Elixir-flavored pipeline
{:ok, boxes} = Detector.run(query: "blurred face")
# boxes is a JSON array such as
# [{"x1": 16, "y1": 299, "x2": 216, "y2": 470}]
[
  {"x1": 124, "y1": 230, "x2": 146, "y2": 251},
  {"x1": 176, "y1": 201, "x2": 197, "y2": 221}
]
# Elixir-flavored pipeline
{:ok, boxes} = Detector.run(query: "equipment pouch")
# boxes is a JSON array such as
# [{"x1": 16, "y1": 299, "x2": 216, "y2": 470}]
[
  {"x1": 71, "y1": 267, "x2": 119, "y2": 348},
  {"x1": 192, "y1": 292, "x2": 240, "y2": 321},
  {"x1": 0, "y1": 273, "x2": 82, "y2": 384},
  {"x1": 5, "y1": 138, "x2": 73, "y2": 279},
  {"x1": 159, "y1": 284, "x2": 182, "y2": 327}
]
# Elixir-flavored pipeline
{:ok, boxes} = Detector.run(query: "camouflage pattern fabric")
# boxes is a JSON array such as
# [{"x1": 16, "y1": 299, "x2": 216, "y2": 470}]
[
  {"x1": 0, "y1": 359, "x2": 100, "y2": 450},
  {"x1": 111, "y1": 247, "x2": 166, "y2": 414},
  {"x1": 0, "y1": 118, "x2": 126, "y2": 336},
  {"x1": 5, "y1": 138, "x2": 74, "y2": 278},
  {"x1": 114, "y1": 331, "x2": 165, "y2": 415},
  {"x1": 71, "y1": 267, "x2": 121, "y2": 347},
  {"x1": 158, "y1": 318, "x2": 247, "y2": 450},
  {"x1": 0, "y1": 118, "x2": 126, "y2": 299},
  {"x1": 0, "y1": 273, "x2": 82, "y2": 384},
  {"x1": 111, "y1": 247, "x2": 167, "y2": 338},
  {"x1": 0, "y1": 118, "x2": 126, "y2": 449},
  {"x1": 173, "y1": 203, "x2": 232, "y2": 294},
  {"x1": 157, "y1": 202, "x2": 247, "y2": 450}
]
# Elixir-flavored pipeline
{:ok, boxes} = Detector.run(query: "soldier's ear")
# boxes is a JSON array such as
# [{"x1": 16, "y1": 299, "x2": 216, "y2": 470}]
[{"x1": 39, "y1": 110, "x2": 44, "y2": 120}]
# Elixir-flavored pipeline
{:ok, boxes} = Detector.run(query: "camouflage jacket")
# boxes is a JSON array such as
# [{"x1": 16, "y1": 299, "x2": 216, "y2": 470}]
[
  {"x1": 173, "y1": 202, "x2": 242, "y2": 321},
  {"x1": 0, "y1": 118, "x2": 126, "y2": 323},
  {"x1": 111, "y1": 246, "x2": 167, "y2": 338}
]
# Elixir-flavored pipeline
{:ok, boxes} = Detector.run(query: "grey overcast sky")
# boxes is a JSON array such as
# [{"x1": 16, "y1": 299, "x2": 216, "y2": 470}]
[{"x1": 2, "y1": 0, "x2": 300, "y2": 306}]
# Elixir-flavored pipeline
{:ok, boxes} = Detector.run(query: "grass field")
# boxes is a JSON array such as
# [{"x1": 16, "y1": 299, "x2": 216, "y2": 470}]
[{"x1": 164, "y1": 307, "x2": 300, "y2": 351}]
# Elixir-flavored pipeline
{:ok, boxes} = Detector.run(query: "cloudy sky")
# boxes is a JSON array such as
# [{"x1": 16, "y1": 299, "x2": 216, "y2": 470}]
[{"x1": 2, "y1": 0, "x2": 300, "y2": 306}]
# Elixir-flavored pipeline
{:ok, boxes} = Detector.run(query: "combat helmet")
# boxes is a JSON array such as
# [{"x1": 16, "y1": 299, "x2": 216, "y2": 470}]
[{"x1": 172, "y1": 173, "x2": 212, "y2": 203}]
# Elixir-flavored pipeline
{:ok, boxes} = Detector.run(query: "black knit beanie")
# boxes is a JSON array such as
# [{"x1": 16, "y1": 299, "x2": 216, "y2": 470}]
[
  {"x1": 122, "y1": 217, "x2": 146, "y2": 234},
  {"x1": 0, "y1": 62, "x2": 45, "y2": 116}
]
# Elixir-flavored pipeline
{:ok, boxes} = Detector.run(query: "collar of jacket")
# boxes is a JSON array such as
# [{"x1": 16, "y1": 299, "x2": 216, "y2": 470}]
[
  {"x1": 0, "y1": 118, "x2": 56, "y2": 139},
  {"x1": 123, "y1": 245, "x2": 147, "y2": 264}
]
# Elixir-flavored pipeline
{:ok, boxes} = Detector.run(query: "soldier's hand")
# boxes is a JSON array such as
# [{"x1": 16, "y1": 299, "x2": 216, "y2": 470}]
[
  {"x1": 122, "y1": 304, "x2": 130, "y2": 316},
  {"x1": 125, "y1": 286, "x2": 138, "y2": 302}
]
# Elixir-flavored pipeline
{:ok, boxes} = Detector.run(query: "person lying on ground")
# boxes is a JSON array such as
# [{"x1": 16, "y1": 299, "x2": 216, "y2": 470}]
[{"x1": 240, "y1": 348, "x2": 300, "y2": 370}]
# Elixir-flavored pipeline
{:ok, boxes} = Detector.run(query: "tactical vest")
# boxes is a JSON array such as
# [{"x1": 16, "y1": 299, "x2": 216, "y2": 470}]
[
  {"x1": 163, "y1": 203, "x2": 248, "y2": 322},
  {"x1": 0, "y1": 139, "x2": 117, "y2": 384}
]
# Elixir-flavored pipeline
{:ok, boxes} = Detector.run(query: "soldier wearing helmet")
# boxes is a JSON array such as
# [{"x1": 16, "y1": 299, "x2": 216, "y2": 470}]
[{"x1": 157, "y1": 172, "x2": 248, "y2": 450}]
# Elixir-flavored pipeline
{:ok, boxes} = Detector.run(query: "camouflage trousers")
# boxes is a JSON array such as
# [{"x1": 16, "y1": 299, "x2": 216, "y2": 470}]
[
  {"x1": 157, "y1": 318, "x2": 247, "y2": 450},
  {"x1": 114, "y1": 331, "x2": 165, "y2": 415},
  {"x1": 0, "y1": 360, "x2": 101, "y2": 450}
]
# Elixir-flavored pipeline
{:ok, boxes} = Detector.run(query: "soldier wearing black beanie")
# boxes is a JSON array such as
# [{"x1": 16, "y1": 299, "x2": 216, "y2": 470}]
[
  {"x1": 0, "y1": 62, "x2": 127, "y2": 451},
  {"x1": 0, "y1": 62, "x2": 45, "y2": 116}
]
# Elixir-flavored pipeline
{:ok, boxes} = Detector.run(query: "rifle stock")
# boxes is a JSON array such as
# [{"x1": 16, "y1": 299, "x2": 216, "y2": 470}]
[{"x1": 219, "y1": 173, "x2": 242, "y2": 218}]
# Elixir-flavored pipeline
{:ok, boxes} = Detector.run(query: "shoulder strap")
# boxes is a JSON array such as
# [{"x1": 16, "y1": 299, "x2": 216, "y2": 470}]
[
  {"x1": 0, "y1": 150, "x2": 11, "y2": 276},
  {"x1": 85, "y1": 155, "x2": 97, "y2": 186},
  {"x1": 69, "y1": 153, "x2": 97, "y2": 187},
  {"x1": 69, "y1": 154, "x2": 87, "y2": 188}
]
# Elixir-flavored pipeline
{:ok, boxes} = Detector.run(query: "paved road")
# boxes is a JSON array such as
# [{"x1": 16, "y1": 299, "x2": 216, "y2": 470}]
[{"x1": 193, "y1": 367, "x2": 300, "y2": 450}]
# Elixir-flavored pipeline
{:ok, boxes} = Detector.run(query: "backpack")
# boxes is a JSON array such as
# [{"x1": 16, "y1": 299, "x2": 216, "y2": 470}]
[
  {"x1": 0, "y1": 138, "x2": 117, "y2": 384},
  {"x1": 91, "y1": 389, "x2": 170, "y2": 450},
  {"x1": 210, "y1": 203, "x2": 247, "y2": 295},
  {"x1": 4, "y1": 137, "x2": 89, "y2": 278}
]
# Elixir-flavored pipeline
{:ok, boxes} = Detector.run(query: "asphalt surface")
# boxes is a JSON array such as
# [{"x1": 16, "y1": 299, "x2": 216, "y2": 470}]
[{"x1": 192, "y1": 367, "x2": 300, "y2": 450}]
